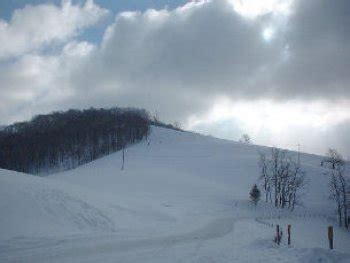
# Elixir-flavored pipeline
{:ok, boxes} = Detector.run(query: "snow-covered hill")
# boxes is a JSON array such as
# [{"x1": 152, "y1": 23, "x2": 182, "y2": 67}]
[{"x1": 0, "y1": 126, "x2": 349, "y2": 262}]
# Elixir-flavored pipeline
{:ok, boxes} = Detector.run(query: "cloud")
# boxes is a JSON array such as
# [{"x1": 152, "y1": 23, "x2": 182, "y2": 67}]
[
  {"x1": 271, "y1": 0, "x2": 350, "y2": 100},
  {"x1": 229, "y1": 0, "x2": 294, "y2": 18},
  {"x1": 0, "y1": 0, "x2": 108, "y2": 60},
  {"x1": 73, "y1": 0, "x2": 350, "y2": 106},
  {"x1": 0, "y1": 0, "x2": 349, "y2": 156},
  {"x1": 329, "y1": 120, "x2": 350, "y2": 159},
  {"x1": 0, "y1": 40, "x2": 96, "y2": 122},
  {"x1": 187, "y1": 98, "x2": 350, "y2": 157},
  {"x1": 64, "y1": 0, "x2": 285, "y2": 120},
  {"x1": 98, "y1": 0, "x2": 276, "y2": 94}
]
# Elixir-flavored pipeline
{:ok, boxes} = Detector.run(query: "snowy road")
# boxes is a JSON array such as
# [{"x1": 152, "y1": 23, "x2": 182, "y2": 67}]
[{"x1": 0, "y1": 217, "x2": 238, "y2": 262}]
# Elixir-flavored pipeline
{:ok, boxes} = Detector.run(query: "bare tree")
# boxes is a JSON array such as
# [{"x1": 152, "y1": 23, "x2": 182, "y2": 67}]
[
  {"x1": 287, "y1": 159, "x2": 305, "y2": 211},
  {"x1": 258, "y1": 148, "x2": 305, "y2": 210},
  {"x1": 174, "y1": 121, "x2": 181, "y2": 130},
  {"x1": 321, "y1": 149, "x2": 345, "y2": 169},
  {"x1": 153, "y1": 110, "x2": 160, "y2": 124},
  {"x1": 258, "y1": 152, "x2": 271, "y2": 202},
  {"x1": 240, "y1": 134, "x2": 251, "y2": 144},
  {"x1": 270, "y1": 148, "x2": 286, "y2": 207},
  {"x1": 322, "y1": 149, "x2": 348, "y2": 229}
]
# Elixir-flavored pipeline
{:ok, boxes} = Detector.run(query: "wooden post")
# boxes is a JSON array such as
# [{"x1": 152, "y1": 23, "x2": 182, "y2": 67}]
[
  {"x1": 276, "y1": 224, "x2": 281, "y2": 245},
  {"x1": 328, "y1": 226, "x2": 333, "y2": 249},
  {"x1": 287, "y1": 224, "x2": 291, "y2": 245}
]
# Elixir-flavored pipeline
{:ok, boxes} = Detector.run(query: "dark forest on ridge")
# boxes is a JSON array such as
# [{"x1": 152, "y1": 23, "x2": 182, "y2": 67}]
[{"x1": 0, "y1": 107, "x2": 150, "y2": 174}]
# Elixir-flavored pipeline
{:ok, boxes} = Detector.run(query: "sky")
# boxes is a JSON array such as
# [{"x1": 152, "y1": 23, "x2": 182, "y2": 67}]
[{"x1": 0, "y1": 0, "x2": 349, "y2": 158}]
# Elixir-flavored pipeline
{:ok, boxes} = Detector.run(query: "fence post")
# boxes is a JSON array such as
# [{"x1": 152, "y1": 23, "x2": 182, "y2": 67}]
[
  {"x1": 276, "y1": 225, "x2": 281, "y2": 245},
  {"x1": 328, "y1": 226, "x2": 333, "y2": 249},
  {"x1": 287, "y1": 224, "x2": 291, "y2": 245}
]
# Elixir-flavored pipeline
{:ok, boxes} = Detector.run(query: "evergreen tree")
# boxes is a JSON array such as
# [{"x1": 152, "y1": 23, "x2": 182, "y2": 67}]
[{"x1": 250, "y1": 184, "x2": 261, "y2": 206}]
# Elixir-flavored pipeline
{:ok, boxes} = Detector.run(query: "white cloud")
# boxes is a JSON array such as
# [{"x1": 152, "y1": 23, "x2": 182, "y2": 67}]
[
  {"x1": 229, "y1": 0, "x2": 294, "y2": 18},
  {"x1": 0, "y1": 40, "x2": 97, "y2": 123},
  {"x1": 187, "y1": 99, "x2": 350, "y2": 156},
  {"x1": 0, "y1": 0, "x2": 108, "y2": 60}
]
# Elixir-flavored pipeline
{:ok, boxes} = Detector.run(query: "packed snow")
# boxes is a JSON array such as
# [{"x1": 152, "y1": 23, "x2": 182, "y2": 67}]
[{"x1": 0, "y1": 126, "x2": 349, "y2": 262}]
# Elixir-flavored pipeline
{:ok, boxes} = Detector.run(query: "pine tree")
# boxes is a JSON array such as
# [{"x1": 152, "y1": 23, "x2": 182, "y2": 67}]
[{"x1": 250, "y1": 184, "x2": 261, "y2": 206}]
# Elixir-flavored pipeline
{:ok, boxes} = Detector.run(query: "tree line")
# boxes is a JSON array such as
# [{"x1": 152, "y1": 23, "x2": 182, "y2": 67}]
[{"x1": 0, "y1": 107, "x2": 150, "y2": 174}]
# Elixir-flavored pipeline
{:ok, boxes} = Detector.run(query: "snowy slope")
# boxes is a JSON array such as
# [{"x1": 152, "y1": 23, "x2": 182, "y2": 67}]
[
  {"x1": 0, "y1": 126, "x2": 349, "y2": 262},
  {"x1": 0, "y1": 169, "x2": 115, "y2": 240}
]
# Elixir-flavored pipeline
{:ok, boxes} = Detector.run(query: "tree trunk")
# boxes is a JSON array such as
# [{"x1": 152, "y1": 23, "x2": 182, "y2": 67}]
[{"x1": 338, "y1": 203, "x2": 343, "y2": 227}]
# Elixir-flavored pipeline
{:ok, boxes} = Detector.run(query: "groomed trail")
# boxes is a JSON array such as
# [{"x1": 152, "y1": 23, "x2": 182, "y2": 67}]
[{"x1": 1, "y1": 126, "x2": 349, "y2": 262}]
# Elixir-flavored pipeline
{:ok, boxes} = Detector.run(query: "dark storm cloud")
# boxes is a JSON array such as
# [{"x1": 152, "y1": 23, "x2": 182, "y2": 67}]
[{"x1": 271, "y1": 0, "x2": 350, "y2": 99}]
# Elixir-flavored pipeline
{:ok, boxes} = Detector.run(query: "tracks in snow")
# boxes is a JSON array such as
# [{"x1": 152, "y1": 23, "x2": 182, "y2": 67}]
[{"x1": 0, "y1": 217, "x2": 240, "y2": 262}]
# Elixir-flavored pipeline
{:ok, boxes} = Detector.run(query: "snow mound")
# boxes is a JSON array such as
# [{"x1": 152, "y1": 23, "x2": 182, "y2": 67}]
[{"x1": 0, "y1": 170, "x2": 115, "y2": 240}]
